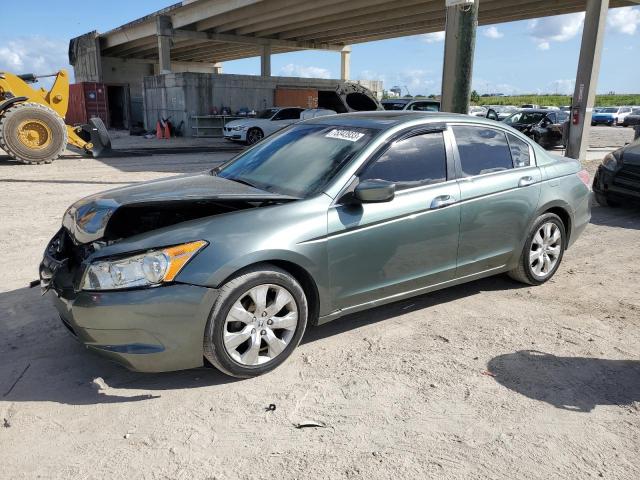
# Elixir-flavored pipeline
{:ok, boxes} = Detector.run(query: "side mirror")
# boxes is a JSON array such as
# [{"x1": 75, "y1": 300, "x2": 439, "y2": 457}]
[
  {"x1": 485, "y1": 109, "x2": 498, "y2": 121},
  {"x1": 354, "y1": 180, "x2": 396, "y2": 203}
]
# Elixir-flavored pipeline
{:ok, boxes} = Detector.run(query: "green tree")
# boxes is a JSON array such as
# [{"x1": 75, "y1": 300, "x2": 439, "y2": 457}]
[{"x1": 470, "y1": 90, "x2": 480, "y2": 104}]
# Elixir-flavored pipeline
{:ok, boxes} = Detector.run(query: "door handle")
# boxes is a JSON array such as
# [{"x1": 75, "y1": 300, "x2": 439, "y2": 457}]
[
  {"x1": 518, "y1": 176, "x2": 536, "y2": 187},
  {"x1": 430, "y1": 195, "x2": 457, "y2": 209}
]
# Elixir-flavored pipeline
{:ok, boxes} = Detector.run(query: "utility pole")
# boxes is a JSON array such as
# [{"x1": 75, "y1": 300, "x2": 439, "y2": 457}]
[
  {"x1": 566, "y1": 0, "x2": 609, "y2": 160},
  {"x1": 440, "y1": 0, "x2": 479, "y2": 113}
]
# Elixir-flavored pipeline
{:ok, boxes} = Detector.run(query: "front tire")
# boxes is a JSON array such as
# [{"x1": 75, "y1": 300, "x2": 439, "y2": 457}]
[
  {"x1": 509, "y1": 213, "x2": 566, "y2": 286},
  {"x1": 203, "y1": 265, "x2": 308, "y2": 378},
  {"x1": 0, "y1": 102, "x2": 67, "y2": 164},
  {"x1": 245, "y1": 127, "x2": 264, "y2": 145}
]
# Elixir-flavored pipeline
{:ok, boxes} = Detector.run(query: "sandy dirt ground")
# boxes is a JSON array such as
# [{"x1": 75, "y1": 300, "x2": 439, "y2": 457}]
[{"x1": 0, "y1": 129, "x2": 639, "y2": 479}]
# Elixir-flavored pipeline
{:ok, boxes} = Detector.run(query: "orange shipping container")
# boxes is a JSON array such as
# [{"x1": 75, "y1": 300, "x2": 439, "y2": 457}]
[{"x1": 274, "y1": 88, "x2": 318, "y2": 109}]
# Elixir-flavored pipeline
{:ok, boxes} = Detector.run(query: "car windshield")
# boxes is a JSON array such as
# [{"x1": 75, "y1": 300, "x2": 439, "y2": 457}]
[
  {"x1": 601, "y1": 108, "x2": 618, "y2": 113},
  {"x1": 503, "y1": 112, "x2": 546, "y2": 125},
  {"x1": 256, "y1": 108, "x2": 279, "y2": 119},
  {"x1": 633, "y1": 109, "x2": 640, "y2": 115},
  {"x1": 216, "y1": 124, "x2": 379, "y2": 197},
  {"x1": 382, "y1": 102, "x2": 407, "y2": 110}
]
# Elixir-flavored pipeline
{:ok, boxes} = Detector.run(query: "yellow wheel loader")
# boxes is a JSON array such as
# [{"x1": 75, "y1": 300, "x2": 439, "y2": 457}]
[{"x1": 0, "y1": 69, "x2": 111, "y2": 164}]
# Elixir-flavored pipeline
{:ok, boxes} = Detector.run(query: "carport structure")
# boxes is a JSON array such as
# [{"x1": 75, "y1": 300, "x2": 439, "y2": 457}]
[{"x1": 75, "y1": 0, "x2": 638, "y2": 159}]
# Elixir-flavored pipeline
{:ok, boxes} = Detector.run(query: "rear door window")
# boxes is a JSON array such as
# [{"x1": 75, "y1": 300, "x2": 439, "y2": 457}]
[
  {"x1": 452, "y1": 125, "x2": 513, "y2": 176},
  {"x1": 360, "y1": 131, "x2": 447, "y2": 189},
  {"x1": 507, "y1": 133, "x2": 531, "y2": 168}
]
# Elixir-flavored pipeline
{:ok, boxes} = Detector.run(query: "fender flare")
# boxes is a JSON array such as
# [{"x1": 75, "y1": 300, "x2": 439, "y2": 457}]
[{"x1": 0, "y1": 96, "x2": 28, "y2": 113}]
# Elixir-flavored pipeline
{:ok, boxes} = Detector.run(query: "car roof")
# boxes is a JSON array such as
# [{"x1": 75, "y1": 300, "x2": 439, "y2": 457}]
[{"x1": 303, "y1": 111, "x2": 494, "y2": 129}]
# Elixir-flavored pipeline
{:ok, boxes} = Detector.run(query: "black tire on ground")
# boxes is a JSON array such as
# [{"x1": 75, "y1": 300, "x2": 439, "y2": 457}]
[
  {"x1": 203, "y1": 264, "x2": 308, "y2": 378},
  {"x1": 245, "y1": 127, "x2": 264, "y2": 146},
  {"x1": 0, "y1": 102, "x2": 67, "y2": 164},
  {"x1": 595, "y1": 192, "x2": 619, "y2": 208},
  {"x1": 508, "y1": 213, "x2": 566, "y2": 286}
]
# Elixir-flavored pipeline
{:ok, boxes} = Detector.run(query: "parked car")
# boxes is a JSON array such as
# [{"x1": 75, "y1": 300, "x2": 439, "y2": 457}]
[
  {"x1": 496, "y1": 105, "x2": 518, "y2": 120},
  {"x1": 593, "y1": 137, "x2": 640, "y2": 207},
  {"x1": 381, "y1": 98, "x2": 440, "y2": 111},
  {"x1": 40, "y1": 112, "x2": 591, "y2": 378},
  {"x1": 621, "y1": 108, "x2": 640, "y2": 127},
  {"x1": 591, "y1": 106, "x2": 633, "y2": 126},
  {"x1": 502, "y1": 109, "x2": 569, "y2": 148},
  {"x1": 224, "y1": 107, "x2": 305, "y2": 145},
  {"x1": 300, "y1": 108, "x2": 337, "y2": 120},
  {"x1": 560, "y1": 106, "x2": 571, "y2": 112},
  {"x1": 541, "y1": 106, "x2": 560, "y2": 110},
  {"x1": 521, "y1": 104, "x2": 540, "y2": 109},
  {"x1": 468, "y1": 106, "x2": 488, "y2": 117}
]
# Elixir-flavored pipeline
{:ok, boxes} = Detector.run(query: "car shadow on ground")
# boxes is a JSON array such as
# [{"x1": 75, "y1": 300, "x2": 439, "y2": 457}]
[
  {"x1": 487, "y1": 350, "x2": 640, "y2": 412},
  {"x1": 590, "y1": 204, "x2": 640, "y2": 230},
  {"x1": 1, "y1": 276, "x2": 526, "y2": 406}
]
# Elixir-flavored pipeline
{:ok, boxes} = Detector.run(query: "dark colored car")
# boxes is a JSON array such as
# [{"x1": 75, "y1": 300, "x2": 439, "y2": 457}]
[
  {"x1": 593, "y1": 137, "x2": 640, "y2": 207},
  {"x1": 502, "y1": 109, "x2": 569, "y2": 148},
  {"x1": 622, "y1": 108, "x2": 640, "y2": 127},
  {"x1": 381, "y1": 98, "x2": 440, "y2": 111}
]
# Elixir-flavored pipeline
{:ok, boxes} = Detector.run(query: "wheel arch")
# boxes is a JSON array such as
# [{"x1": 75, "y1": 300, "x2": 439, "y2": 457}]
[
  {"x1": 216, "y1": 259, "x2": 321, "y2": 326},
  {"x1": 538, "y1": 203, "x2": 572, "y2": 248}
]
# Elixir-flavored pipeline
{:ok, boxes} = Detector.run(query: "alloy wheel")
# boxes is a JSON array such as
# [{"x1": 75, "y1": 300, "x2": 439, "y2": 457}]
[
  {"x1": 529, "y1": 222, "x2": 562, "y2": 277},
  {"x1": 223, "y1": 284, "x2": 298, "y2": 366},
  {"x1": 247, "y1": 129, "x2": 263, "y2": 145}
]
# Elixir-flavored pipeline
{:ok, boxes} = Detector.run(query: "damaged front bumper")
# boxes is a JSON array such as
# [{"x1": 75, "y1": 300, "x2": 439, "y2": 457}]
[{"x1": 40, "y1": 229, "x2": 219, "y2": 372}]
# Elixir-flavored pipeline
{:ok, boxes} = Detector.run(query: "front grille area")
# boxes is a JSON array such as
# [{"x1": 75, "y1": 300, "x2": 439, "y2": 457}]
[
  {"x1": 614, "y1": 164, "x2": 640, "y2": 193},
  {"x1": 40, "y1": 229, "x2": 93, "y2": 292}
]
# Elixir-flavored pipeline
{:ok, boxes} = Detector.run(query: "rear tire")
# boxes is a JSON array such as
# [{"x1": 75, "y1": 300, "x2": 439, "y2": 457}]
[
  {"x1": 509, "y1": 213, "x2": 566, "y2": 286},
  {"x1": 0, "y1": 102, "x2": 67, "y2": 164},
  {"x1": 203, "y1": 264, "x2": 308, "y2": 378}
]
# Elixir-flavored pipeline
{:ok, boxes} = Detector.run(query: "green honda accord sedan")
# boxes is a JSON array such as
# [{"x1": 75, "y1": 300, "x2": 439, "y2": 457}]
[{"x1": 40, "y1": 112, "x2": 591, "y2": 378}]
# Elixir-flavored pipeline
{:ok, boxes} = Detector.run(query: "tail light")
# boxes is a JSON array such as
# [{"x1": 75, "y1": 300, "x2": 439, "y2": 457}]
[{"x1": 577, "y1": 169, "x2": 591, "y2": 190}]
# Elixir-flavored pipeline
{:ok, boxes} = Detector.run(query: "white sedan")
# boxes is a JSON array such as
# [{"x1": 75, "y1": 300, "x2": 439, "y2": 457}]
[{"x1": 223, "y1": 107, "x2": 305, "y2": 145}]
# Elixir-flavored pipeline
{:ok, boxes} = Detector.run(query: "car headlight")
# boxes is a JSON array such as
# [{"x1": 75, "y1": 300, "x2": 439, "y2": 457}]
[
  {"x1": 232, "y1": 125, "x2": 248, "y2": 131},
  {"x1": 81, "y1": 240, "x2": 207, "y2": 291},
  {"x1": 601, "y1": 153, "x2": 618, "y2": 171}
]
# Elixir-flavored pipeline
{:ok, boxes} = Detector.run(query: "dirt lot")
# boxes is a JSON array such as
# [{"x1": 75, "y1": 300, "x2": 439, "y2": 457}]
[{"x1": 1, "y1": 130, "x2": 639, "y2": 479}]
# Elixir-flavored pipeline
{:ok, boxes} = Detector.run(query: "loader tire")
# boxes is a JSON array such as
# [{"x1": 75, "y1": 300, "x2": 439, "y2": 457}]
[{"x1": 0, "y1": 102, "x2": 67, "y2": 164}]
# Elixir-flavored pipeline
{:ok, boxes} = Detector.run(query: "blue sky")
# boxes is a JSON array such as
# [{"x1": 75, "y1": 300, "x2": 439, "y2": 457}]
[{"x1": 0, "y1": 2, "x2": 638, "y2": 95}]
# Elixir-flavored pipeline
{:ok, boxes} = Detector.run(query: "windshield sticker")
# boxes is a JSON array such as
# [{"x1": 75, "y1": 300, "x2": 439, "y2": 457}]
[{"x1": 325, "y1": 129, "x2": 365, "y2": 142}]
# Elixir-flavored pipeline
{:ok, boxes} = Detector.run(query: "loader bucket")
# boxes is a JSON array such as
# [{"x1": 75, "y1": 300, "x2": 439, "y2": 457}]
[{"x1": 79, "y1": 117, "x2": 112, "y2": 157}]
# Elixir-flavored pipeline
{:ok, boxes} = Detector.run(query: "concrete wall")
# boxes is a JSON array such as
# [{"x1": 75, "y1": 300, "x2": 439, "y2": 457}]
[
  {"x1": 101, "y1": 58, "x2": 155, "y2": 126},
  {"x1": 142, "y1": 73, "x2": 351, "y2": 135},
  {"x1": 69, "y1": 32, "x2": 101, "y2": 83}
]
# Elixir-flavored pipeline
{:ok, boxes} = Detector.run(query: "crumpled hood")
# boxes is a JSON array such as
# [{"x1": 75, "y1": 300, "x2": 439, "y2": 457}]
[{"x1": 62, "y1": 172, "x2": 293, "y2": 244}]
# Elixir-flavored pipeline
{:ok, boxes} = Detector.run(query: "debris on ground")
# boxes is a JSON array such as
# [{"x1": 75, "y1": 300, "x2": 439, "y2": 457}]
[
  {"x1": 294, "y1": 420, "x2": 327, "y2": 429},
  {"x1": 3, "y1": 418, "x2": 10, "y2": 428},
  {"x1": 481, "y1": 370, "x2": 497, "y2": 377},
  {"x1": 3, "y1": 363, "x2": 31, "y2": 397},
  {"x1": 265, "y1": 403, "x2": 276, "y2": 412},
  {"x1": 91, "y1": 377, "x2": 109, "y2": 392}
]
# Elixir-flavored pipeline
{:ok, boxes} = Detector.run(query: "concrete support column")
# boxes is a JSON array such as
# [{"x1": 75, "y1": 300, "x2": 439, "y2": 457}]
[
  {"x1": 440, "y1": 0, "x2": 479, "y2": 113},
  {"x1": 340, "y1": 46, "x2": 352, "y2": 80},
  {"x1": 213, "y1": 62, "x2": 223, "y2": 74},
  {"x1": 260, "y1": 44, "x2": 271, "y2": 76},
  {"x1": 566, "y1": 0, "x2": 609, "y2": 160},
  {"x1": 156, "y1": 15, "x2": 173, "y2": 74}
]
